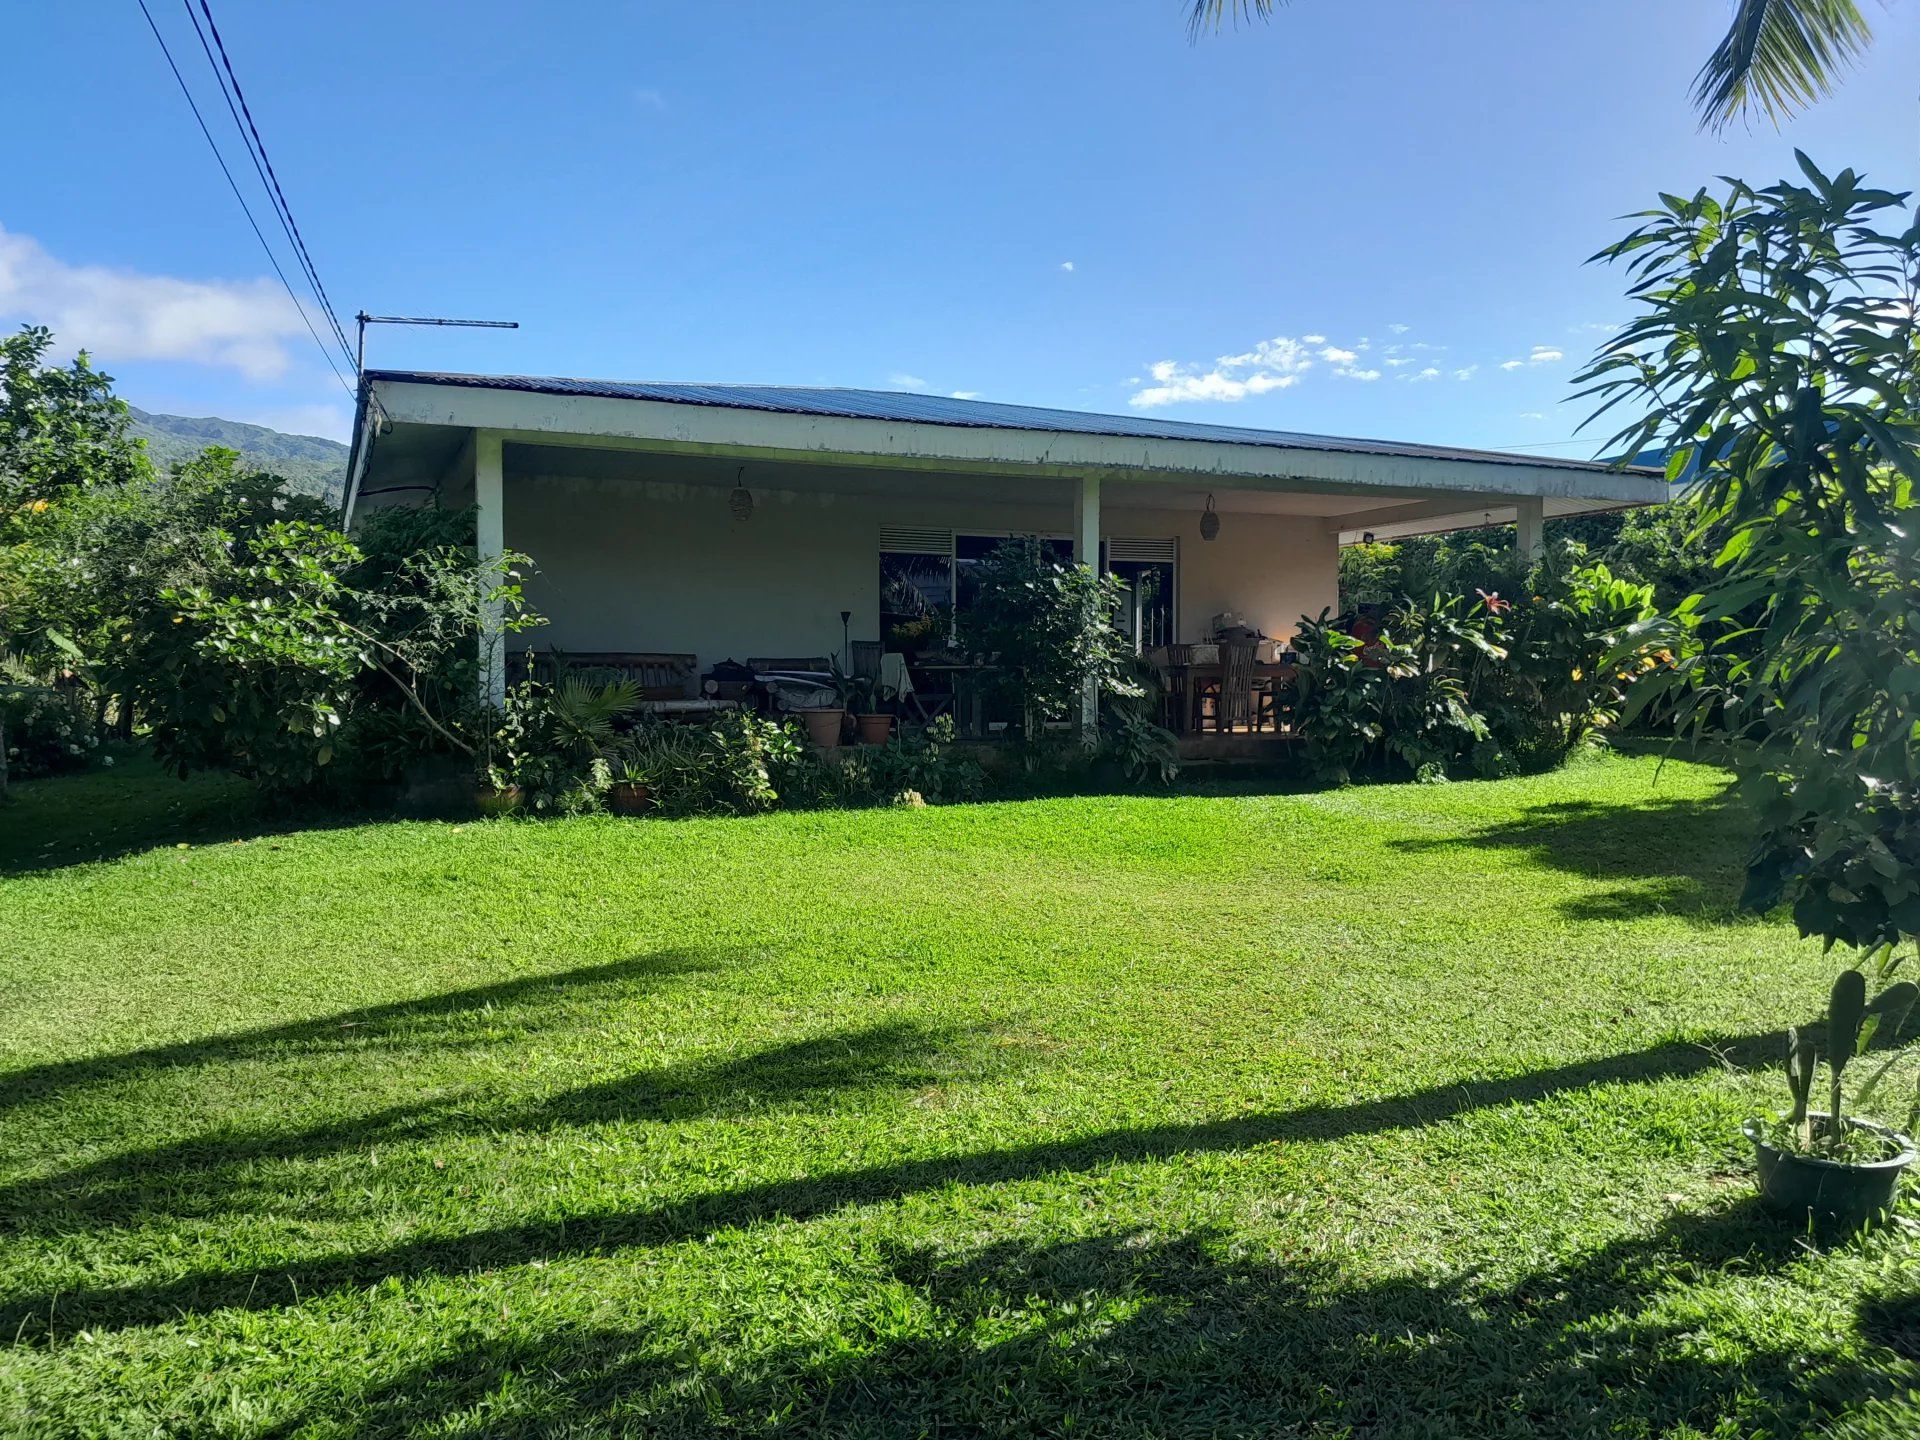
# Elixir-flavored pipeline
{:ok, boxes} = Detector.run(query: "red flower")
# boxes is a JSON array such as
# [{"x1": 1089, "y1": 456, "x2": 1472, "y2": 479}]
[{"x1": 1476, "y1": 589, "x2": 1513, "y2": 615}]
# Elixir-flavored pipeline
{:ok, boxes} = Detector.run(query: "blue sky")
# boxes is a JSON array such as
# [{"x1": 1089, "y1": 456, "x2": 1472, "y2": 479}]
[{"x1": 6, "y1": 1, "x2": 1915, "y2": 451}]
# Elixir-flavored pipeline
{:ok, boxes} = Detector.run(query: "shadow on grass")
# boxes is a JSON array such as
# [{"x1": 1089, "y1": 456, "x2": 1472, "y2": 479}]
[
  {"x1": 0, "y1": 1014, "x2": 1011, "y2": 1228},
  {"x1": 258, "y1": 1206, "x2": 1909, "y2": 1439},
  {"x1": 1392, "y1": 792, "x2": 1755, "y2": 924},
  {"x1": 0, "y1": 950, "x2": 721, "y2": 1116},
  {"x1": 1, "y1": 1026, "x2": 1794, "y2": 1342}
]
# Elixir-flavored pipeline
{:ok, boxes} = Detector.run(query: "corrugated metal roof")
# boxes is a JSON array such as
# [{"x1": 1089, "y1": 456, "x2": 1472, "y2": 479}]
[{"x1": 366, "y1": 370, "x2": 1652, "y2": 476}]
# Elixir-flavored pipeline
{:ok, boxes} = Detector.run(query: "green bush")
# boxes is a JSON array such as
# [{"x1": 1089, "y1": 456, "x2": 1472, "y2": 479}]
[
  {"x1": 957, "y1": 537, "x2": 1140, "y2": 740},
  {"x1": 1292, "y1": 561, "x2": 1657, "y2": 784},
  {"x1": 0, "y1": 683, "x2": 97, "y2": 779}
]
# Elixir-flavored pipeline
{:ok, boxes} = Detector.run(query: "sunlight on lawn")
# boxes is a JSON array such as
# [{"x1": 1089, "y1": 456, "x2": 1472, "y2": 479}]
[{"x1": 2, "y1": 752, "x2": 1917, "y2": 1437}]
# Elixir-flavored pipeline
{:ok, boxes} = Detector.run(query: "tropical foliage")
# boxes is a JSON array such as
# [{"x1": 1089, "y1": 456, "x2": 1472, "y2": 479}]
[
  {"x1": 957, "y1": 536, "x2": 1141, "y2": 742},
  {"x1": 1584, "y1": 155, "x2": 1920, "y2": 957},
  {"x1": 1292, "y1": 559, "x2": 1658, "y2": 783}
]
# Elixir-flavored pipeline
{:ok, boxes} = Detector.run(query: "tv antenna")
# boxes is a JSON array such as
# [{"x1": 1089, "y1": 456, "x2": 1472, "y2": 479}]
[{"x1": 355, "y1": 312, "x2": 520, "y2": 374}]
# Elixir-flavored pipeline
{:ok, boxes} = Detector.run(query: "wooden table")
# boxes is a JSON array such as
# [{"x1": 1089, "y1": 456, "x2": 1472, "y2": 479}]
[{"x1": 1166, "y1": 661, "x2": 1297, "y2": 735}]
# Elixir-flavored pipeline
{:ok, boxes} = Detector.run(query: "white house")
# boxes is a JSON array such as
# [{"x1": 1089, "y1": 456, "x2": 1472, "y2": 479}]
[{"x1": 342, "y1": 371, "x2": 1665, "y2": 729}]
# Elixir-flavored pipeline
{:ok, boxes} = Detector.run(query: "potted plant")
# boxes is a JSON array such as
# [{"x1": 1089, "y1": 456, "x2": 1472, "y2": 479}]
[
  {"x1": 1743, "y1": 969, "x2": 1919, "y2": 1232},
  {"x1": 606, "y1": 743, "x2": 654, "y2": 816},
  {"x1": 843, "y1": 671, "x2": 895, "y2": 745}
]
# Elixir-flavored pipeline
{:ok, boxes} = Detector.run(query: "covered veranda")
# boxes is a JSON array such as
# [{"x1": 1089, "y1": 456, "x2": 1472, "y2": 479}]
[{"x1": 343, "y1": 373, "x2": 1667, "y2": 742}]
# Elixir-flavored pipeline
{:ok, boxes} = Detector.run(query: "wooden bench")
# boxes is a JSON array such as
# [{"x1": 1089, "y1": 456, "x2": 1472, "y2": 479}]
[{"x1": 515, "y1": 651, "x2": 738, "y2": 718}]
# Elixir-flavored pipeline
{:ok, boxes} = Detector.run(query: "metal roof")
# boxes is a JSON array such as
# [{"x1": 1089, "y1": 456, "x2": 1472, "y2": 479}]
[{"x1": 365, "y1": 370, "x2": 1652, "y2": 477}]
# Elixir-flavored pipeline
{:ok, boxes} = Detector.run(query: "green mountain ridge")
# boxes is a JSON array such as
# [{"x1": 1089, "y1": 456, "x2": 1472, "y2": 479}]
[{"x1": 125, "y1": 406, "x2": 348, "y2": 503}]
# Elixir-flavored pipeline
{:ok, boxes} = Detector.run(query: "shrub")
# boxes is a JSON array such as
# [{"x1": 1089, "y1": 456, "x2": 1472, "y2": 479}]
[
  {"x1": 1584, "y1": 156, "x2": 1920, "y2": 957},
  {"x1": 0, "y1": 682, "x2": 96, "y2": 780},
  {"x1": 485, "y1": 673, "x2": 638, "y2": 814},
  {"x1": 1289, "y1": 597, "x2": 1496, "y2": 783},
  {"x1": 1471, "y1": 554, "x2": 1657, "y2": 771},
  {"x1": 957, "y1": 537, "x2": 1139, "y2": 741}
]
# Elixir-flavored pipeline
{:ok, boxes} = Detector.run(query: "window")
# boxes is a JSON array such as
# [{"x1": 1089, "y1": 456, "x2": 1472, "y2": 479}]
[
  {"x1": 1105, "y1": 538, "x2": 1177, "y2": 652},
  {"x1": 879, "y1": 527, "x2": 954, "y2": 663},
  {"x1": 877, "y1": 528, "x2": 1176, "y2": 658}
]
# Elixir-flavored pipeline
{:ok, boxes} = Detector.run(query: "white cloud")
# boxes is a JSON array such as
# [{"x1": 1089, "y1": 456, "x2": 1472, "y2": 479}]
[
  {"x1": 634, "y1": 87, "x2": 669, "y2": 111},
  {"x1": 1404, "y1": 366, "x2": 1442, "y2": 383},
  {"x1": 1335, "y1": 367, "x2": 1381, "y2": 382},
  {"x1": 1129, "y1": 337, "x2": 1315, "y2": 408},
  {"x1": 1317, "y1": 345, "x2": 1358, "y2": 364},
  {"x1": 1302, "y1": 333, "x2": 1327, "y2": 344},
  {"x1": 1453, "y1": 365, "x2": 1478, "y2": 381},
  {"x1": 1385, "y1": 357, "x2": 1415, "y2": 367},
  {"x1": 0, "y1": 222, "x2": 313, "y2": 381},
  {"x1": 1388, "y1": 322, "x2": 1411, "y2": 334},
  {"x1": 1059, "y1": 261, "x2": 1075, "y2": 272},
  {"x1": 887, "y1": 371, "x2": 929, "y2": 390},
  {"x1": 1517, "y1": 411, "x2": 1546, "y2": 420},
  {"x1": 1498, "y1": 344, "x2": 1565, "y2": 371},
  {"x1": 950, "y1": 390, "x2": 982, "y2": 400}
]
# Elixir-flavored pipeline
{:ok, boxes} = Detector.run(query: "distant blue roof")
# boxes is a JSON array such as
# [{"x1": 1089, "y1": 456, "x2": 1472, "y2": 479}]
[{"x1": 366, "y1": 370, "x2": 1655, "y2": 477}]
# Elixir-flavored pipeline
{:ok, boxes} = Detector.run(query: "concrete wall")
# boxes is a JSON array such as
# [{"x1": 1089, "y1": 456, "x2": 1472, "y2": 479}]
[{"x1": 504, "y1": 469, "x2": 1337, "y2": 671}]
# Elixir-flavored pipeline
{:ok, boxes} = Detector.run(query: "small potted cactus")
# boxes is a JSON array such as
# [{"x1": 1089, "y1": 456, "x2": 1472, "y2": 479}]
[{"x1": 1744, "y1": 968, "x2": 1919, "y2": 1232}]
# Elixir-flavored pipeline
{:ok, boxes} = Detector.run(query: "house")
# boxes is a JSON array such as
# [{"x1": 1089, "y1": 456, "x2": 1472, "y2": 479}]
[{"x1": 342, "y1": 372, "x2": 1665, "y2": 732}]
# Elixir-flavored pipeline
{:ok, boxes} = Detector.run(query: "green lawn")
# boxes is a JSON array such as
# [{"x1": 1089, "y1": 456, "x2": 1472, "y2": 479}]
[{"x1": 2, "y1": 753, "x2": 1917, "y2": 1438}]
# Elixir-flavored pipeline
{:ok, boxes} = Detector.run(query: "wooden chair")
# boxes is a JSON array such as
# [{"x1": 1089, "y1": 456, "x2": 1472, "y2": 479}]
[{"x1": 1218, "y1": 640, "x2": 1258, "y2": 733}]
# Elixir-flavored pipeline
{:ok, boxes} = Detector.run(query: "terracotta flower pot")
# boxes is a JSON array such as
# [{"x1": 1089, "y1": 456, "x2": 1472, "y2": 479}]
[
  {"x1": 607, "y1": 782, "x2": 652, "y2": 816},
  {"x1": 855, "y1": 713, "x2": 892, "y2": 745},
  {"x1": 800, "y1": 706, "x2": 845, "y2": 748},
  {"x1": 475, "y1": 784, "x2": 523, "y2": 817}
]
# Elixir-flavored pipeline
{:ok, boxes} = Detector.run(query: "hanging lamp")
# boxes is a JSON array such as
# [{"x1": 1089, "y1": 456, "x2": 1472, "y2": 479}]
[
  {"x1": 1199, "y1": 492, "x2": 1220, "y2": 542},
  {"x1": 728, "y1": 466, "x2": 754, "y2": 523}
]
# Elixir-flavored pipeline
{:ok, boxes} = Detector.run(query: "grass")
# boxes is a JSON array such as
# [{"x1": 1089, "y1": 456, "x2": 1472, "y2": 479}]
[{"x1": 1, "y1": 751, "x2": 1917, "y2": 1437}]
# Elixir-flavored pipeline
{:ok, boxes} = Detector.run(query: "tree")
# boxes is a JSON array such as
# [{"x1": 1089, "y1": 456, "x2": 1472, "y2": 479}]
[
  {"x1": 0, "y1": 325, "x2": 151, "y2": 796},
  {"x1": 957, "y1": 537, "x2": 1140, "y2": 743},
  {"x1": 1582, "y1": 154, "x2": 1920, "y2": 957},
  {"x1": 1187, "y1": 1, "x2": 1875, "y2": 133}
]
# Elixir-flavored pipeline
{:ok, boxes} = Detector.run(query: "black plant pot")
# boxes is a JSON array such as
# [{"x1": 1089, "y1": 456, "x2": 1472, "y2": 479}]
[{"x1": 1743, "y1": 1115, "x2": 1916, "y2": 1233}]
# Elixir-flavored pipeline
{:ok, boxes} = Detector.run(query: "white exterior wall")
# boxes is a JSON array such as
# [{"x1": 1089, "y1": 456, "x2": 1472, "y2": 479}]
[{"x1": 505, "y1": 470, "x2": 1337, "y2": 671}]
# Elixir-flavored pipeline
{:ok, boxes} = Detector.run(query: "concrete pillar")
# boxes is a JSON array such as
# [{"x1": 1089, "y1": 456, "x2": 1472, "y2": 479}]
[
  {"x1": 1074, "y1": 474, "x2": 1101, "y2": 743},
  {"x1": 475, "y1": 429, "x2": 506, "y2": 706},
  {"x1": 1515, "y1": 496, "x2": 1545, "y2": 564}
]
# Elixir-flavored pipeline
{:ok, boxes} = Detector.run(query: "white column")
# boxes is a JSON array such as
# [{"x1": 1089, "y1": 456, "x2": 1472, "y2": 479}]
[
  {"x1": 1074, "y1": 474, "x2": 1101, "y2": 743},
  {"x1": 1515, "y1": 496, "x2": 1545, "y2": 564},
  {"x1": 474, "y1": 429, "x2": 506, "y2": 706}
]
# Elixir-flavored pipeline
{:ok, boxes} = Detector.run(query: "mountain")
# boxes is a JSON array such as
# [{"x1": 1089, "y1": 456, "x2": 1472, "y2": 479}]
[{"x1": 125, "y1": 407, "x2": 349, "y2": 503}]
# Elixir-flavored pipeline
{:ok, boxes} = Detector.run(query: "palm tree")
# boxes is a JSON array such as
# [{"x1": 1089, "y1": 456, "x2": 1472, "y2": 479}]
[{"x1": 1186, "y1": 0, "x2": 1875, "y2": 132}]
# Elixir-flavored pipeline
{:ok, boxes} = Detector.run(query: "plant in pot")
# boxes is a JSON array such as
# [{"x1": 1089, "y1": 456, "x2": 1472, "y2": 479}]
[
  {"x1": 606, "y1": 739, "x2": 654, "y2": 816},
  {"x1": 844, "y1": 671, "x2": 895, "y2": 745},
  {"x1": 797, "y1": 664, "x2": 853, "y2": 750},
  {"x1": 1744, "y1": 968, "x2": 1919, "y2": 1233}
]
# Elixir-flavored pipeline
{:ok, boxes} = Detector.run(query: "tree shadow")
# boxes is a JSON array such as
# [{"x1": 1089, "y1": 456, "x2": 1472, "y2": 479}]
[
  {"x1": 0, "y1": 1016, "x2": 1012, "y2": 1230},
  {"x1": 1391, "y1": 792, "x2": 1754, "y2": 924},
  {"x1": 0, "y1": 758, "x2": 374, "y2": 878},
  {"x1": 0, "y1": 951, "x2": 729, "y2": 1118},
  {"x1": 1, "y1": 1026, "x2": 1796, "y2": 1342},
  {"x1": 261, "y1": 1206, "x2": 1912, "y2": 1438}
]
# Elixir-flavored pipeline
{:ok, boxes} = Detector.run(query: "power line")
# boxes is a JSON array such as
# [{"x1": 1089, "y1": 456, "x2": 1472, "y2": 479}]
[
  {"x1": 183, "y1": 0, "x2": 355, "y2": 369},
  {"x1": 133, "y1": 0, "x2": 355, "y2": 397}
]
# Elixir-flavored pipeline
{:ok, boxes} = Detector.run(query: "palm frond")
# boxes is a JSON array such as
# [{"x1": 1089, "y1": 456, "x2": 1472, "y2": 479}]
[
  {"x1": 1692, "y1": 0, "x2": 1872, "y2": 132},
  {"x1": 1185, "y1": 0, "x2": 1289, "y2": 40}
]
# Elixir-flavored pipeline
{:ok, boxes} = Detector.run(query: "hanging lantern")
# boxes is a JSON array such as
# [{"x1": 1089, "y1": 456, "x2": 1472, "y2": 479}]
[
  {"x1": 1199, "y1": 492, "x2": 1220, "y2": 542},
  {"x1": 728, "y1": 466, "x2": 754, "y2": 523}
]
